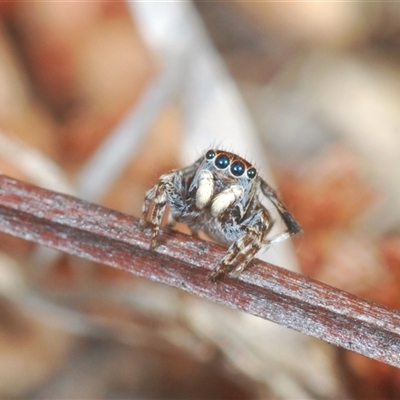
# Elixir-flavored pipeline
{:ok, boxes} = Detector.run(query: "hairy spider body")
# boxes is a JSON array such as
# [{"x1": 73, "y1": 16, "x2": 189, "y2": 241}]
[{"x1": 140, "y1": 149, "x2": 301, "y2": 281}]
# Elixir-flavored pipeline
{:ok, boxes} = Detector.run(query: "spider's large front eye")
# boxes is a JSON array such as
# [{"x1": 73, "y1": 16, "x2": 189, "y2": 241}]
[
  {"x1": 247, "y1": 168, "x2": 256, "y2": 179},
  {"x1": 215, "y1": 154, "x2": 230, "y2": 169},
  {"x1": 230, "y1": 161, "x2": 245, "y2": 177},
  {"x1": 206, "y1": 150, "x2": 216, "y2": 160}
]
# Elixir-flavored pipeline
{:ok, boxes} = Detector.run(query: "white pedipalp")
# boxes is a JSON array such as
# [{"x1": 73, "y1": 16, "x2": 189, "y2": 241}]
[
  {"x1": 211, "y1": 185, "x2": 243, "y2": 217},
  {"x1": 196, "y1": 170, "x2": 214, "y2": 210}
]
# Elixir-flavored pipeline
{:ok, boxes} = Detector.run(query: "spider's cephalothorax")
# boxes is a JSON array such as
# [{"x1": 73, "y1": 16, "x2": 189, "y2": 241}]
[{"x1": 140, "y1": 149, "x2": 301, "y2": 281}]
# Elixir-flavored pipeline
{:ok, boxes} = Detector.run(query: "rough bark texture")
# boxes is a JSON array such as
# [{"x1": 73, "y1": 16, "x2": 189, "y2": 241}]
[{"x1": 1, "y1": 174, "x2": 400, "y2": 368}]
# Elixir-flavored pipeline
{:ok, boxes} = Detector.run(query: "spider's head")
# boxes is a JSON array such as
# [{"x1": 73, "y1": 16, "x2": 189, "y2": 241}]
[
  {"x1": 204, "y1": 149, "x2": 257, "y2": 183},
  {"x1": 201, "y1": 150, "x2": 300, "y2": 238},
  {"x1": 194, "y1": 149, "x2": 258, "y2": 215}
]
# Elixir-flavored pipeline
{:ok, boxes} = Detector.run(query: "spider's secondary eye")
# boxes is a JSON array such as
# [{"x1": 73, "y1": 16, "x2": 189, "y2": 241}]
[
  {"x1": 247, "y1": 168, "x2": 256, "y2": 179},
  {"x1": 206, "y1": 150, "x2": 216, "y2": 160},
  {"x1": 215, "y1": 154, "x2": 230, "y2": 169},
  {"x1": 230, "y1": 161, "x2": 245, "y2": 177}
]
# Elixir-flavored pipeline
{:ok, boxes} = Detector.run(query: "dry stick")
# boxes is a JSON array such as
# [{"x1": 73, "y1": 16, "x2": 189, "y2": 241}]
[{"x1": 0, "y1": 174, "x2": 400, "y2": 367}]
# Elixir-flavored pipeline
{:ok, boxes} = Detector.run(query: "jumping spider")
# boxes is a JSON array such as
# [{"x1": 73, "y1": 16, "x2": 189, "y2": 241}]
[{"x1": 140, "y1": 149, "x2": 301, "y2": 281}]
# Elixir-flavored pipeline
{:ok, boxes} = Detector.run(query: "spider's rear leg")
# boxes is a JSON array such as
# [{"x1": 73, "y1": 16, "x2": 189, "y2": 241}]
[
  {"x1": 260, "y1": 179, "x2": 301, "y2": 237},
  {"x1": 208, "y1": 213, "x2": 271, "y2": 281}
]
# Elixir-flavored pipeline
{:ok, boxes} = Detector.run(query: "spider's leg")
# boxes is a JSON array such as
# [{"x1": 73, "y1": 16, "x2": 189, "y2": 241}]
[
  {"x1": 208, "y1": 212, "x2": 271, "y2": 281},
  {"x1": 259, "y1": 179, "x2": 301, "y2": 237},
  {"x1": 144, "y1": 162, "x2": 201, "y2": 248},
  {"x1": 141, "y1": 170, "x2": 180, "y2": 249},
  {"x1": 148, "y1": 181, "x2": 168, "y2": 250},
  {"x1": 264, "y1": 230, "x2": 292, "y2": 246}
]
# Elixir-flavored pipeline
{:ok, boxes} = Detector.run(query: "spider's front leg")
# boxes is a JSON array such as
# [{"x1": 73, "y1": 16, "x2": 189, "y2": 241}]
[
  {"x1": 140, "y1": 170, "x2": 182, "y2": 250},
  {"x1": 208, "y1": 211, "x2": 272, "y2": 281}
]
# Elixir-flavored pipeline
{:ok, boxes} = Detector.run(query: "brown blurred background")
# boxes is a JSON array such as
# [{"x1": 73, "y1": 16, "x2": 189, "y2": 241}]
[{"x1": 1, "y1": 1, "x2": 400, "y2": 399}]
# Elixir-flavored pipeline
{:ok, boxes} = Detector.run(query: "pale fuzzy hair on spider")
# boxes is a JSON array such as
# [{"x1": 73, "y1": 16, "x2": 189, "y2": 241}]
[{"x1": 140, "y1": 149, "x2": 301, "y2": 281}]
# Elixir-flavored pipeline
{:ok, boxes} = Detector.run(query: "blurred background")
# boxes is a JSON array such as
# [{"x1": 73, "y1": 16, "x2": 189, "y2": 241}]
[{"x1": 0, "y1": 1, "x2": 400, "y2": 399}]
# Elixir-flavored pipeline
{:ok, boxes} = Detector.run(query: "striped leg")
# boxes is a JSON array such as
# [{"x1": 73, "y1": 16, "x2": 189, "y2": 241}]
[
  {"x1": 148, "y1": 182, "x2": 168, "y2": 249},
  {"x1": 139, "y1": 179, "x2": 167, "y2": 249},
  {"x1": 208, "y1": 223, "x2": 269, "y2": 282},
  {"x1": 140, "y1": 171, "x2": 182, "y2": 250},
  {"x1": 139, "y1": 182, "x2": 167, "y2": 249}
]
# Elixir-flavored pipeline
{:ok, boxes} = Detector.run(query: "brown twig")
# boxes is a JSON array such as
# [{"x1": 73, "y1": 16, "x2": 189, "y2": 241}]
[{"x1": 1, "y1": 174, "x2": 400, "y2": 367}]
